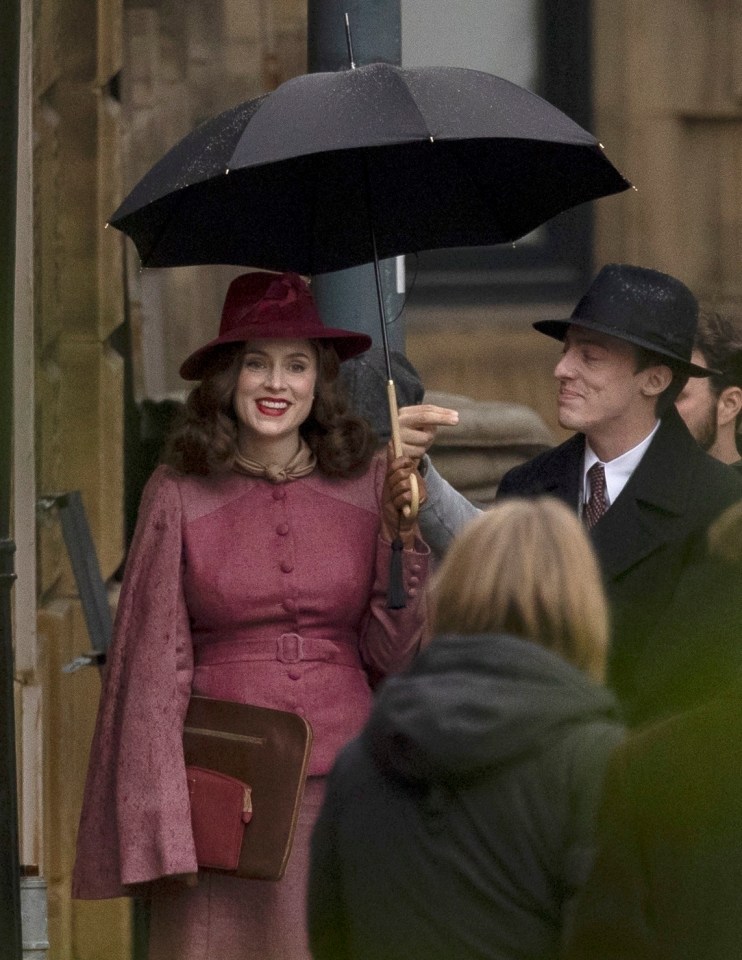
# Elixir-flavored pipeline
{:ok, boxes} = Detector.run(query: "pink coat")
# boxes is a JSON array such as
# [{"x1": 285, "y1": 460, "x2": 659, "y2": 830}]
[{"x1": 72, "y1": 455, "x2": 429, "y2": 899}]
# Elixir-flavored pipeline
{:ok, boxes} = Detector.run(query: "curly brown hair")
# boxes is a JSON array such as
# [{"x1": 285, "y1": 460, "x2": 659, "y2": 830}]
[{"x1": 164, "y1": 340, "x2": 377, "y2": 478}]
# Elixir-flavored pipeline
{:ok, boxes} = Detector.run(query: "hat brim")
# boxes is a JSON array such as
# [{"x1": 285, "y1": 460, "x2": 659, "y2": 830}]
[
  {"x1": 533, "y1": 317, "x2": 715, "y2": 378},
  {"x1": 180, "y1": 326, "x2": 372, "y2": 380}
]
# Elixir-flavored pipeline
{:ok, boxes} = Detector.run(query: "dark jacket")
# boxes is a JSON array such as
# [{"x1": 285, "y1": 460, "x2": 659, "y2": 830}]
[
  {"x1": 308, "y1": 632, "x2": 625, "y2": 960},
  {"x1": 496, "y1": 408, "x2": 742, "y2": 724},
  {"x1": 565, "y1": 679, "x2": 742, "y2": 960}
]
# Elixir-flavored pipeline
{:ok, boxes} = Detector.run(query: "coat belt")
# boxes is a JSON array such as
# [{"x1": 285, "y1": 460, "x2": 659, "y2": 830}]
[{"x1": 193, "y1": 632, "x2": 362, "y2": 667}]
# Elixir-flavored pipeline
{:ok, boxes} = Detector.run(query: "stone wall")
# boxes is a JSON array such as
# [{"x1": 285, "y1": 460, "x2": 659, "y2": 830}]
[
  {"x1": 30, "y1": 0, "x2": 129, "y2": 956},
  {"x1": 121, "y1": 0, "x2": 307, "y2": 403},
  {"x1": 592, "y1": 0, "x2": 742, "y2": 312}
]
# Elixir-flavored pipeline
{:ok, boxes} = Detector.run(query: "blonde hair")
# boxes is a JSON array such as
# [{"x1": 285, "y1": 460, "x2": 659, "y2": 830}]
[{"x1": 430, "y1": 497, "x2": 610, "y2": 682}]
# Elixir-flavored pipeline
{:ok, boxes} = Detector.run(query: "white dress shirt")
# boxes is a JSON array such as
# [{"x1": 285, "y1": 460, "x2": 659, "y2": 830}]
[{"x1": 582, "y1": 421, "x2": 661, "y2": 513}]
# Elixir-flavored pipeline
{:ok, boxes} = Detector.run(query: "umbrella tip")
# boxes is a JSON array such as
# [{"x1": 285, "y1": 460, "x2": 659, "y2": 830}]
[
  {"x1": 344, "y1": 12, "x2": 357, "y2": 69},
  {"x1": 104, "y1": 222, "x2": 109, "y2": 229},
  {"x1": 225, "y1": 167, "x2": 230, "y2": 175}
]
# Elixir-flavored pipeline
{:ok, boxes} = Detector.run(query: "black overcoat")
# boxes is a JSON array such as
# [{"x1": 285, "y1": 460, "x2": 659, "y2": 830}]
[
  {"x1": 496, "y1": 407, "x2": 742, "y2": 724},
  {"x1": 565, "y1": 682, "x2": 742, "y2": 960}
]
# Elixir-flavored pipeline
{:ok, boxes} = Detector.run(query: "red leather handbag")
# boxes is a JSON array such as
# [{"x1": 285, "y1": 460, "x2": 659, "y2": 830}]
[{"x1": 186, "y1": 766, "x2": 253, "y2": 871}]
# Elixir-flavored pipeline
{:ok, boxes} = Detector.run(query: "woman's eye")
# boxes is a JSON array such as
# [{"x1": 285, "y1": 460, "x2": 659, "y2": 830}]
[
  {"x1": 289, "y1": 363, "x2": 307, "y2": 373},
  {"x1": 243, "y1": 357, "x2": 264, "y2": 369}
]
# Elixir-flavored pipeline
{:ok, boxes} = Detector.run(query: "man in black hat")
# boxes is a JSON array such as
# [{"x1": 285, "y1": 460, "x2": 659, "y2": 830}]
[{"x1": 398, "y1": 264, "x2": 742, "y2": 724}]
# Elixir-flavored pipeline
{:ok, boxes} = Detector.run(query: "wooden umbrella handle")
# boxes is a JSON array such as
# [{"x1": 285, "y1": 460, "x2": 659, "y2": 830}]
[{"x1": 387, "y1": 380, "x2": 419, "y2": 521}]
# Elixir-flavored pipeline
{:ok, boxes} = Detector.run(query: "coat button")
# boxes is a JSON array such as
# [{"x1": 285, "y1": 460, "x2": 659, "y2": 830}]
[
  {"x1": 288, "y1": 668, "x2": 301, "y2": 681},
  {"x1": 280, "y1": 560, "x2": 294, "y2": 573},
  {"x1": 408, "y1": 588, "x2": 418, "y2": 597},
  {"x1": 410, "y1": 564, "x2": 422, "y2": 575},
  {"x1": 296, "y1": 706, "x2": 306, "y2": 717},
  {"x1": 277, "y1": 522, "x2": 289, "y2": 536},
  {"x1": 283, "y1": 598, "x2": 296, "y2": 613},
  {"x1": 272, "y1": 487, "x2": 286, "y2": 501},
  {"x1": 408, "y1": 576, "x2": 420, "y2": 587}
]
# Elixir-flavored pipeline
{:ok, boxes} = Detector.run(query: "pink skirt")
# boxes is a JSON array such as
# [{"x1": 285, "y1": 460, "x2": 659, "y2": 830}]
[{"x1": 147, "y1": 778, "x2": 326, "y2": 960}]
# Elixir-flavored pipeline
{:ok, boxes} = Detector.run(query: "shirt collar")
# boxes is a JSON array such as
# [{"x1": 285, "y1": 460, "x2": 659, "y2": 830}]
[{"x1": 583, "y1": 421, "x2": 660, "y2": 507}]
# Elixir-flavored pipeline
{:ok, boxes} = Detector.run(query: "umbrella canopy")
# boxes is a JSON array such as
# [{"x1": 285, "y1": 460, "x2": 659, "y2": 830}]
[{"x1": 110, "y1": 62, "x2": 631, "y2": 274}]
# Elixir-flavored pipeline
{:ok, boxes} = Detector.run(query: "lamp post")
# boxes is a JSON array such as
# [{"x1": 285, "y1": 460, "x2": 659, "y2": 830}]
[{"x1": 307, "y1": 0, "x2": 405, "y2": 353}]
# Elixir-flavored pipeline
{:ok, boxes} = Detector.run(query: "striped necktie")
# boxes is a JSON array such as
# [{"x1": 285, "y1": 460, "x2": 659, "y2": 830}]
[{"x1": 585, "y1": 462, "x2": 608, "y2": 529}]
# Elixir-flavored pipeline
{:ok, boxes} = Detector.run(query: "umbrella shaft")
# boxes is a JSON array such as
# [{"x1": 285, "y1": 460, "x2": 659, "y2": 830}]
[
  {"x1": 343, "y1": 13, "x2": 356, "y2": 69},
  {"x1": 369, "y1": 233, "x2": 395, "y2": 383}
]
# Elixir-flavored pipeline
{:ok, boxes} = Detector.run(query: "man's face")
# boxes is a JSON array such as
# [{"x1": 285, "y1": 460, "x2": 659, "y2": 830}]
[
  {"x1": 553, "y1": 327, "x2": 657, "y2": 441},
  {"x1": 675, "y1": 348, "x2": 718, "y2": 451}
]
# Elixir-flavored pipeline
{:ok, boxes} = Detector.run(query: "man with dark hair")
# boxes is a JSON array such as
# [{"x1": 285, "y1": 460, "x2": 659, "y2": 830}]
[
  {"x1": 398, "y1": 265, "x2": 742, "y2": 724},
  {"x1": 675, "y1": 309, "x2": 742, "y2": 471}
]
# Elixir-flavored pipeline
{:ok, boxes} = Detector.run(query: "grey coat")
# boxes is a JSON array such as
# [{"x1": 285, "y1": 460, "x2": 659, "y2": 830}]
[{"x1": 308, "y1": 632, "x2": 625, "y2": 960}]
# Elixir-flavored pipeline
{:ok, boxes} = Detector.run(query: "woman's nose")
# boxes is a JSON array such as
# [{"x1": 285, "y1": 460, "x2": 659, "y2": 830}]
[{"x1": 264, "y1": 364, "x2": 286, "y2": 389}]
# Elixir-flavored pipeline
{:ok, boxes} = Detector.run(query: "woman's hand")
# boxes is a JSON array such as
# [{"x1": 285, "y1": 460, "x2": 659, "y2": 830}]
[{"x1": 381, "y1": 444, "x2": 427, "y2": 547}]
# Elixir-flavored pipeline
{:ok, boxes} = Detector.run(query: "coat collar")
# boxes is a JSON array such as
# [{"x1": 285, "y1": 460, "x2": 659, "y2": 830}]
[
  {"x1": 535, "y1": 432, "x2": 584, "y2": 508},
  {"x1": 590, "y1": 408, "x2": 702, "y2": 580}
]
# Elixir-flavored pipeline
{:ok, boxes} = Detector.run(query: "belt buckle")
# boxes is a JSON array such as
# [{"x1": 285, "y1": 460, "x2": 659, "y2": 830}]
[{"x1": 278, "y1": 632, "x2": 303, "y2": 663}]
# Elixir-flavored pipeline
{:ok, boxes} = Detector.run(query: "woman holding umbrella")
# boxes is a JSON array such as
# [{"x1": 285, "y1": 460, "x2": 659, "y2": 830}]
[{"x1": 71, "y1": 271, "x2": 429, "y2": 960}]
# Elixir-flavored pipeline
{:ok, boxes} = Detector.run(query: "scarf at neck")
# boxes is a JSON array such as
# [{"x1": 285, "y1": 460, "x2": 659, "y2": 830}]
[{"x1": 233, "y1": 438, "x2": 317, "y2": 484}]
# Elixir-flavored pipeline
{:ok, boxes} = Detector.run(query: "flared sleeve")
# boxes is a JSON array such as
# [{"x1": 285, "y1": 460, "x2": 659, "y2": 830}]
[
  {"x1": 358, "y1": 454, "x2": 431, "y2": 679},
  {"x1": 72, "y1": 466, "x2": 196, "y2": 899}
]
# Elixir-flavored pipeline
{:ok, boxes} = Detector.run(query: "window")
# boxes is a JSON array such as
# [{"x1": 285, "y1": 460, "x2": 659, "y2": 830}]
[{"x1": 402, "y1": 0, "x2": 594, "y2": 306}]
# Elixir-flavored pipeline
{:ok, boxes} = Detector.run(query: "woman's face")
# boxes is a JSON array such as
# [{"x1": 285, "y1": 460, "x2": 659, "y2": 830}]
[{"x1": 233, "y1": 338, "x2": 318, "y2": 451}]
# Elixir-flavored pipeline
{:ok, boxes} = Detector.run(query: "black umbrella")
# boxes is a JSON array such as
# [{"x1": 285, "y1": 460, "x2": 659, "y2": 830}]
[
  {"x1": 110, "y1": 58, "x2": 630, "y2": 570},
  {"x1": 111, "y1": 61, "x2": 630, "y2": 274}
]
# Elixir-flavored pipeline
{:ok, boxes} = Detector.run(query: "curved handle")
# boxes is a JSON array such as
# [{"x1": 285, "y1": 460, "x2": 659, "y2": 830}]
[{"x1": 387, "y1": 380, "x2": 419, "y2": 522}]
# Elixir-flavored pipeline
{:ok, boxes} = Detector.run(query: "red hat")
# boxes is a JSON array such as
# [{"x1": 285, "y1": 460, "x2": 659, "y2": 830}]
[{"x1": 180, "y1": 271, "x2": 372, "y2": 380}]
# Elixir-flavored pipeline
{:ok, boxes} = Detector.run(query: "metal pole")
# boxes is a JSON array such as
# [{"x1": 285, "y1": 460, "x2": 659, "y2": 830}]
[
  {"x1": 0, "y1": 0, "x2": 24, "y2": 954},
  {"x1": 307, "y1": 0, "x2": 405, "y2": 352}
]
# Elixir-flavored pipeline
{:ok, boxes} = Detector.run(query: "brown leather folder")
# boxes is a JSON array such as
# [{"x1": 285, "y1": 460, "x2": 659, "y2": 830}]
[{"x1": 183, "y1": 695, "x2": 313, "y2": 881}]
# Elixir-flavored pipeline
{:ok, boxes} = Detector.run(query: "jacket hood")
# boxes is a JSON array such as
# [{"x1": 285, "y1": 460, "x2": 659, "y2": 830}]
[{"x1": 365, "y1": 632, "x2": 621, "y2": 784}]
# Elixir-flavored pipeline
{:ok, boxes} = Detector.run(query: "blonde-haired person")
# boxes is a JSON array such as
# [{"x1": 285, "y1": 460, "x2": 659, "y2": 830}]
[
  {"x1": 308, "y1": 497, "x2": 625, "y2": 960},
  {"x1": 433, "y1": 496, "x2": 609, "y2": 682}
]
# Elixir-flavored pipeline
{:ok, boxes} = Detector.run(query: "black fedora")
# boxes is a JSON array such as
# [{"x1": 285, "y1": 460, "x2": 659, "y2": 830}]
[{"x1": 534, "y1": 264, "x2": 712, "y2": 377}]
